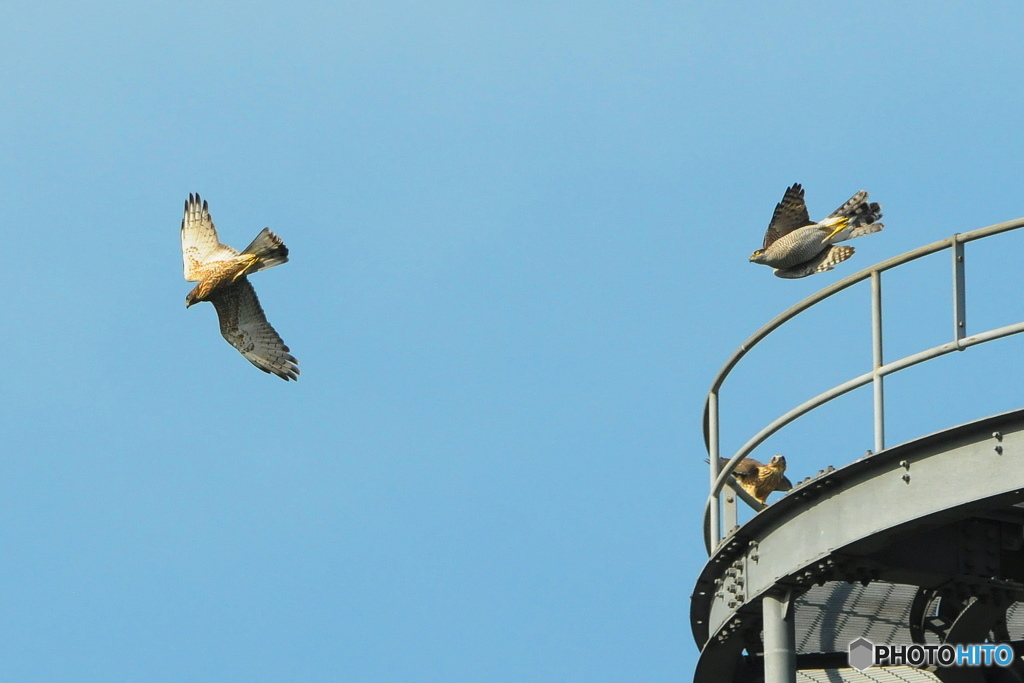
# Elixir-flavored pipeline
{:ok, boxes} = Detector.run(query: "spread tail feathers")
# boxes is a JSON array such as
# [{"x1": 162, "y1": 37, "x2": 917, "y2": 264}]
[
  {"x1": 241, "y1": 228, "x2": 289, "y2": 273},
  {"x1": 823, "y1": 191, "x2": 883, "y2": 243},
  {"x1": 845, "y1": 222, "x2": 884, "y2": 240}
]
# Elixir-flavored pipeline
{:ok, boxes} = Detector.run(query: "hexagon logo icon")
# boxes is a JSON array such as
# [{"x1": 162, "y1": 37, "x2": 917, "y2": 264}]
[{"x1": 848, "y1": 637, "x2": 875, "y2": 671}]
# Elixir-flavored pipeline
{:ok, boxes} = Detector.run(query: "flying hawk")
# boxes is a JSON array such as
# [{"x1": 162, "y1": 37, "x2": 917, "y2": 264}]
[
  {"x1": 749, "y1": 183, "x2": 883, "y2": 278},
  {"x1": 181, "y1": 193, "x2": 299, "y2": 380},
  {"x1": 715, "y1": 455, "x2": 792, "y2": 505}
]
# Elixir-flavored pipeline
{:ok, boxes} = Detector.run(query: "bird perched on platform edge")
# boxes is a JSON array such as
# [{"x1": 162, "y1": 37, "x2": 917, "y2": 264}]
[
  {"x1": 181, "y1": 193, "x2": 299, "y2": 381},
  {"x1": 749, "y1": 183, "x2": 883, "y2": 278},
  {"x1": 715, "y1": 455, "x2": 792, "y2": 505}
]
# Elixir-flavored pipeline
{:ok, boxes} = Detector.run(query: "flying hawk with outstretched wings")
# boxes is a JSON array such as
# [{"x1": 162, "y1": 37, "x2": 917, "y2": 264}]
[
  {"x1": 181, "y1": 193, "x2": 299, "y2": 381},
  {"x1": 749, "y1": 183, "x2": 884, "y2": 278}
]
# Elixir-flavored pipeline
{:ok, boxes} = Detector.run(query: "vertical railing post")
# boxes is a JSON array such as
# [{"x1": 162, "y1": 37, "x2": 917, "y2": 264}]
[
  {"x1": 953, "y1": 235, "x2": 966, "y2": 344},
  {"x1": 723, "y1": 491, "x2": 737, "y2": 534},
  {"x1": 707, "y1": 392, "x2": 721, "y2": 551},
  {"x1": 871, "y1": 271, "x2": 885, "y2": 453}
]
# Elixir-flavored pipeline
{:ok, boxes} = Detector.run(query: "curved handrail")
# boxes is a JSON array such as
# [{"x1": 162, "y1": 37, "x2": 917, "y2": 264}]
[{"x1": 703, "y1": 217, "x2": 1024, "y2": 553}]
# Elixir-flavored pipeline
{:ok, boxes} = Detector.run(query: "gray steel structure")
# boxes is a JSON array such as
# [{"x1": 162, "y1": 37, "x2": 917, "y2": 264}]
[{"x1": 693, "y1": 218, "x2": 1024, "y2": 682}]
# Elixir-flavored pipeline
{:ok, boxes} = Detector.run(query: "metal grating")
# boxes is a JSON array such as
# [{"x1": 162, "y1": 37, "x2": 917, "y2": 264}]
[
  {"x1": 797, "y1": 667, "x2": 940, "y2": 683},
  {"x1": 795, "y1": 582, "x2": 939, "y2": 655},
  {"x1": 1004, "y1": 601, "x2": 1024, "y2": 640}
]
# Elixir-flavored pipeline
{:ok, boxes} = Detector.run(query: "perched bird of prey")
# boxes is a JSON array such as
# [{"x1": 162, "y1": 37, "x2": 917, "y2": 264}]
[
  {"x1": 749, "y1": 183, "x2": 883, "y2": 278},
  {"x1": 181, "y1": 193, "x2": 299, "y2": 381},
  {"x1": 715, "y1": 455, "x2": 792, "y2": 505}
]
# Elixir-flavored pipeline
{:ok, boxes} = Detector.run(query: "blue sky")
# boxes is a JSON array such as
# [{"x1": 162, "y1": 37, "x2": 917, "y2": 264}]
[{"x1": 1, "y1": 2, "x2": 1023, "y2": 680}]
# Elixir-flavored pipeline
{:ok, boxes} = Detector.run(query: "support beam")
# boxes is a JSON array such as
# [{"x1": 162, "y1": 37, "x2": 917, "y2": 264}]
[{"x1": 763, "y1": 591, "x2": 796, "y2": 683}]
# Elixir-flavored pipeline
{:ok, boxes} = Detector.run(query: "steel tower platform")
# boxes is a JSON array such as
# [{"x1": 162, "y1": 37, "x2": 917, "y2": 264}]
[{"x1": 693, "y1": 218, "x2": 1024, "y2": 683}]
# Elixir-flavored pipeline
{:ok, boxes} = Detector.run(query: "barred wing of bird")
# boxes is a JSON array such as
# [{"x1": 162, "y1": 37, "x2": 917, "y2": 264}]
[{"x1": 749, "y1": 184, "x2": 883, "y2": 279}]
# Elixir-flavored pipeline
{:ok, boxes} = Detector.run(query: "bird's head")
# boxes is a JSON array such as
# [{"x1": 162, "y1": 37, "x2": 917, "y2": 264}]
[
  {"x1": 768, "y1": 454, "x2": 787, "y2": 470},
  {"x1": 185, "y1": 282, "x2": 211, "y2": 308},
  {"x1": 749, "y1": 248, "x2": 766, "y2": 264}
]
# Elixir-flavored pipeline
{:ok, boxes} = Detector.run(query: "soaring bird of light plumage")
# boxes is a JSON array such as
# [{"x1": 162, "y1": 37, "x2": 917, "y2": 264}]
[
  {"x1": 716, "y1": 455, "x2": 793, "y2": 505},
  {"x1": 181, "y1": 193, "x2": 299, "y2": 381},
  {"x1": 749, "y1": 183, "x2": 884, "y2": 278}
]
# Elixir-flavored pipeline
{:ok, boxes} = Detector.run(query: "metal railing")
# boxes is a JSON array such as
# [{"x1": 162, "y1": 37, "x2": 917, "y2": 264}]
[{"x1": 703, "y1": 217, "x2": 1024, "y2": 553}]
